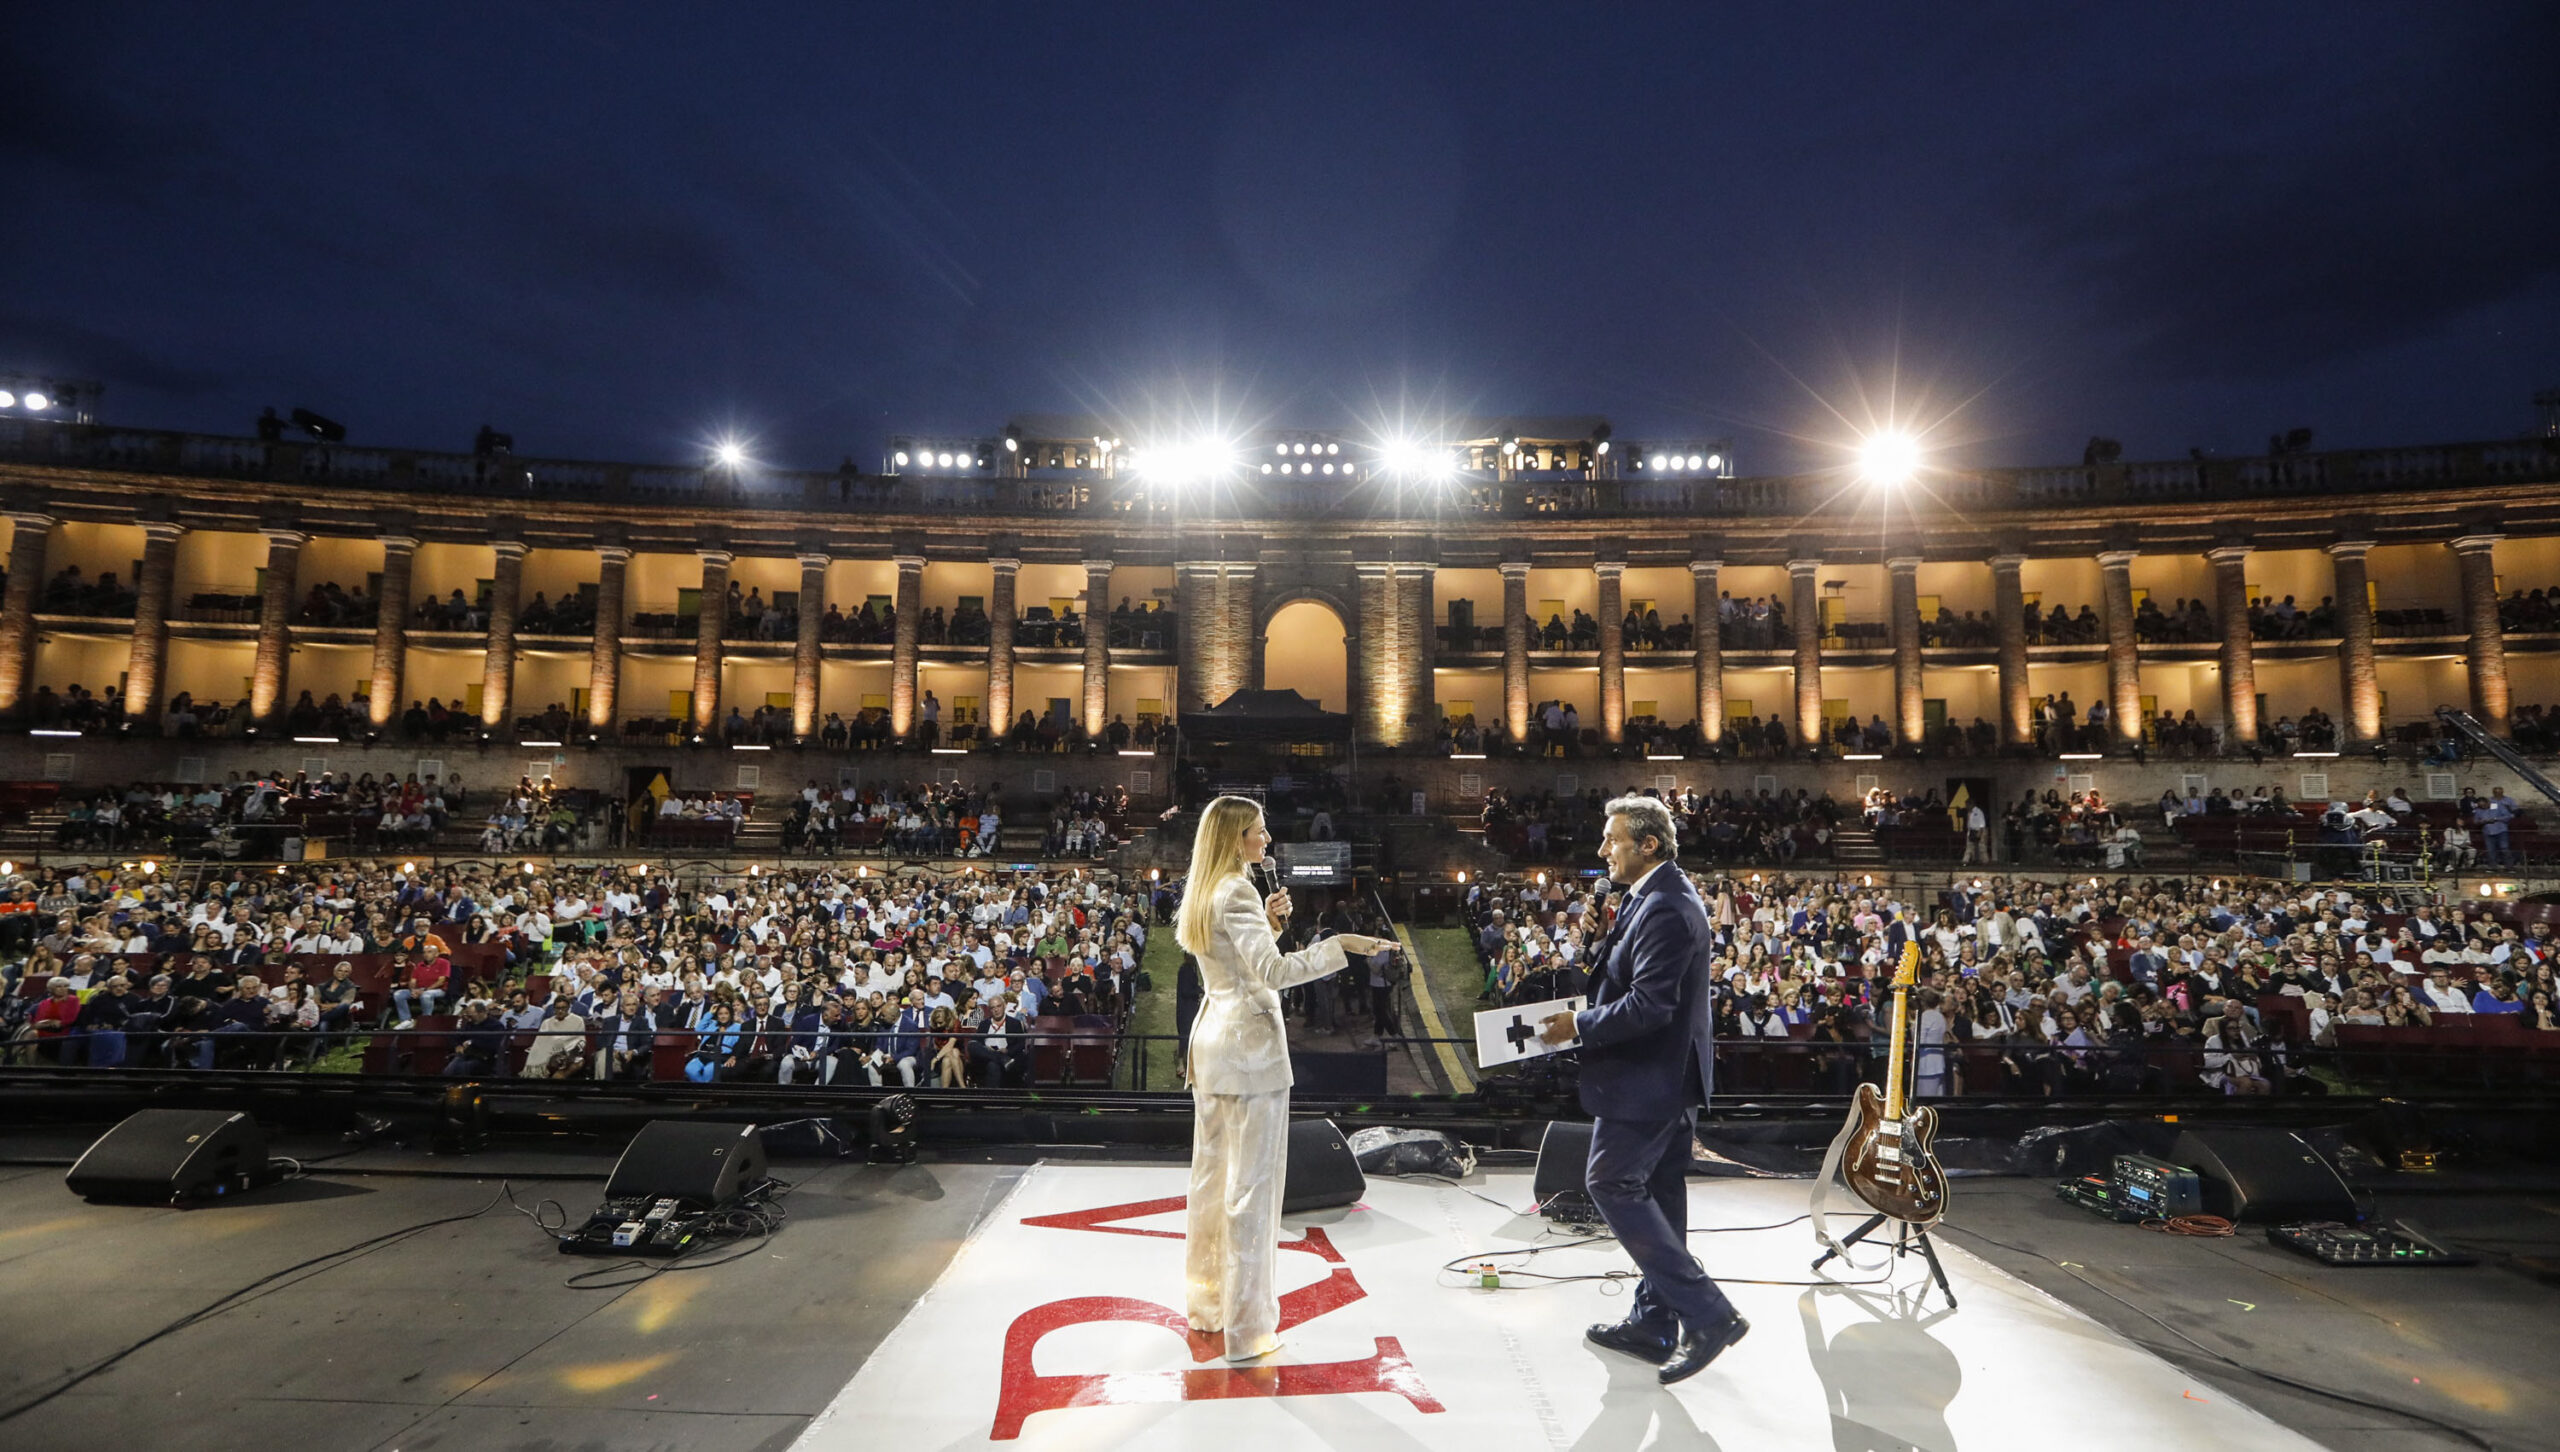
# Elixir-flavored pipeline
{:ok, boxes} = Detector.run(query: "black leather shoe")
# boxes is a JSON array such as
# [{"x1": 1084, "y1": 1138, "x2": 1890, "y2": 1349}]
[
  {"x1": 1584, "y1": 1319, "x2": 1676, "y2": 1363},
  {"x1": 1658, "y1": 1313, "x2": 1750, "y2": 1385}
]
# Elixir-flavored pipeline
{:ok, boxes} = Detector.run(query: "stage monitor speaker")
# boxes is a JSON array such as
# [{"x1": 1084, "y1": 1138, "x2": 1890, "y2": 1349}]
[
  {"x1": 2171, "y1": 1128, "x2": 2355, "y2": 1223},
  {"x1": 1282, "y1": 1117, "x2": 1366, "y2": 1215},
  {"x1": 605, "y1": 1121, "x2": 769, "y2": 1208},
  {"x1": 1532, "y1": 1120, "x2": 1596, "y2": 1220},
  {"x1": 67, "y1": 1109, "x2": 271, "y2": 1205}
]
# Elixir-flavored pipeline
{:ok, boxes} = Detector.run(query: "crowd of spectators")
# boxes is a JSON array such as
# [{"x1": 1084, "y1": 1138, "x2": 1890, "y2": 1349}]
[
  {"x1": 1477, "y1": 783, "x2": 1843, "y2": 867},
  {"x1": 42, "y1": 769, "x2": 476, "y2": 858},
  {"x1": 1463, "y1": 858, "x2": 2560, "y2": 1098},
  {"x1": 0, "y1": 859, "x2": 1152, "y2": 1089},
  {"x1": 40, "y1": 566, "x2": 140, "y2": 619}
]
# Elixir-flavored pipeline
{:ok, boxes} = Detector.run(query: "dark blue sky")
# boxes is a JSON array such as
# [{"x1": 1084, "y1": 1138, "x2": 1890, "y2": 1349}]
[{"x1": 5, "y1": 2, "x2": 2555, "y2": 476}]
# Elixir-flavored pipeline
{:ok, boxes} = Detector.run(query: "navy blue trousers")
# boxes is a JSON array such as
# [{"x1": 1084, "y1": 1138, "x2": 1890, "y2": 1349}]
[{"x1": 1584, "y1": 1109, "x2": 1737, "y2": 1336}]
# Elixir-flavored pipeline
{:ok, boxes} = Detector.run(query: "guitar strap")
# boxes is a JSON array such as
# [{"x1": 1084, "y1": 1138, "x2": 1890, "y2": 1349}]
[{"x1": 1807, "y1": 1107, "x2": 1893, "y2": 1274}]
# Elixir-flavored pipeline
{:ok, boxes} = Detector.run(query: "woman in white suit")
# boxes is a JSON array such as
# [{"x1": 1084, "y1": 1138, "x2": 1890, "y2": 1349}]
[{"x1": 1178, "y1": 794, "x2": 1396, "y2": 1362}]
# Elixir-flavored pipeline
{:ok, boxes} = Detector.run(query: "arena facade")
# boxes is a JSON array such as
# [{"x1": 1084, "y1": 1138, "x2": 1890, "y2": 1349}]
[{"x1": 0, "y1": 413, "x2": 2556, "y2": 823}]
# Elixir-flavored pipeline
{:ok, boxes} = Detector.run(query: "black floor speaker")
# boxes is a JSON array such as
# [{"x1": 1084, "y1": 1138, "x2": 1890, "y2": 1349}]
[
  {"x1": 2172, "y1": 1128, "x2": 2356, "y2": 1223},
  {"x1": 605, "y1": 1121, "x2": 769, "y2": 1207},
  {"x1": 67, "y1": 1109, "x2": 273, "y2": 1205},
  {"x1": 1281, "y1": 1117, "x2": 1366, "y2": 1214},
  {"x1": 1533, "y1": 1120, "x2": 1597, "y2": 1221}
]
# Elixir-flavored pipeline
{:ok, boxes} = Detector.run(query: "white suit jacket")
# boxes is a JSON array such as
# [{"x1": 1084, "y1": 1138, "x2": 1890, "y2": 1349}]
[{"x1": 1189, "y1": 875, "x2": 1350, "y2": 1096}]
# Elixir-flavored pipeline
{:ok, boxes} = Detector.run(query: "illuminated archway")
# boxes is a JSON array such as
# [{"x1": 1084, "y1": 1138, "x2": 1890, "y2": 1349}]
[{"x1": 1261, "y1": 599, "x2": 1348, "y2": 713}]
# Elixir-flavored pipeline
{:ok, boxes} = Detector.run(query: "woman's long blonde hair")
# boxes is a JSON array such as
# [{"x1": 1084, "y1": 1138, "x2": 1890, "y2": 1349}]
[{"x1": 1175, "y1": 795, "x2": 1264, "y2": 957}]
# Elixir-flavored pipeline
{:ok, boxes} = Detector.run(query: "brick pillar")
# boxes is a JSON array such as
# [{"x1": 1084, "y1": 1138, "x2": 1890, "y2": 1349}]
[
  {"x1": 1595, "y1": 560, "x2": 1626, "y2": 744},
  {"x1": 889, "y1": 553, "x2": 924, "y2": 738},
  {"x1": 794, "y1": 552, "x2": 828, "y2": 741},
  {"x1": 369, "y1": 535, "x2": 416, "y2": 729},
  {"x1": 1177, "y1": 561, "x2": 1255, "y2": 714},
  {"x1": 250, "y1": 528, "x2": 306, "y2": 727},
  {"x1": 586, "y1": 545, "x2": 627, "y2": 736},
  {"x1": 1690, "y1": 558, "x2": 1722, "y2": 745},
  {"x1": 1499, "y1": 561, "x2": 1531, "y2": 741},
  {"x1": 1354, "y1": 562, "x2": 1433, "y2": 746},
  {"x1": 122, "y1": 521, "x2": 184, "y2": 724},
  {"x1": 981, "y1": 557, "x2": 1017, "y2": 739},
  {"x1": 2097, "y1": 549, "x2": 2142, "y2": 747},
  {"x1": 1888, "y1": 556, "x2": 1924, "y2": 746},
  {"x1": 0, "y1": 512, "x2": 53, "y2": 717},
  {"x1": 2207, "y1": 545, "x2": 2255, "y2": 752},
  {"x1": 691, "y1": 550, "x2": 731, "y2": 736},
  {"x1": 2452, "y1": 534, "x2": 2509, "y2": 736},
  {"x1": 479, "y1": 540, "x2": 525, "y2": 731},
  {"x1": 2329, "y1": 540, "x2": 2381, "y2": 747},
  {"x1": 1991, "y1": 554, "x2": 2031, "y2": 746},
  {"x1": 1408, "y1": 564, "x2": 1436, "y2": 743},
  {"x1": 1081, "y1": 559, "x2": 1112, "y2": 736},
  {"x1": 1789, "y1": 557, "x2": 1823, "y2": 747}
]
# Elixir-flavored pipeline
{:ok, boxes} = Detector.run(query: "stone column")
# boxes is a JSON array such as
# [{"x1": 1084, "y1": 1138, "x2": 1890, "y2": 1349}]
[
  {"x1": 981, "y1": 557, "x2": 1017, "y2": 740},
  {"x1": 2097, "y1": 549, "x2": 2142, "y2": 747},
  {"x1": 691, "y1": 550, "x2": 731, "y2": 736},
  {"x1": 1081, "y1": 559, "x2": 1112, "y2": 736},
  {"x1": 2207, "y1": 545, "x2": 2255, "y2": 752},
  {"x1": 793, "y1": 552, "x2": 828, "y2": 741},
  {"x1": 1176, "y1": 561, "x2": 1254, "y2": 714},
  {"x1": 1690, "y1": 558, "x2": 1722, "y2": 746},
  {"x1": 1354, "y1": 562, "x2": 1433, "y2": 747},
  {"x1": 1991, "y1": 554, "x2": 2031, "y2": 747},
  {"x1": 369, "y1": 535, "x2": 417, "y2": 728},
  {"x1": 585, "y1": 545, "x2": 627, "y2": 736},
  {"x1": 1595, "y1": 561, "x2": 1626, "y2": 743},
  {"x1": 1499, "y1": 561, "x2": 1531, "y2": 741},
  {"x1": 889, "y1": 553, "x2": 924, "y2": 739},
  {"x1": 1888, "y1": 556, "x2": 1924, "y2": 746},
  {"x1": 122, "y1": 521, "x2": 184, "y2": 725},
  {"x1": 1789, "y1": 557, "x2": 1824, "y2": 747},
  {"x1": 2452, "y1": 534, "x2": 2509, "y2": 736},
  {"x1": 0, "y1": 512, "x2": 53, "y2": 717},
  {"x1": 250, "y1": 528, "x2": 307, "y2": 727},
  {"x1": 2329, "y1": 540, "x2": 2381, "y2": 747},
  {"x1": 479, "y1": 539, "x2": 526, "y2": 732}
]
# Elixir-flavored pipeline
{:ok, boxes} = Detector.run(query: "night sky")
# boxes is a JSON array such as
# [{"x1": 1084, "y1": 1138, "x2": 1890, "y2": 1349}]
[{"x1": 5, "y1": 3, "x2": 2555, "y2": 477}]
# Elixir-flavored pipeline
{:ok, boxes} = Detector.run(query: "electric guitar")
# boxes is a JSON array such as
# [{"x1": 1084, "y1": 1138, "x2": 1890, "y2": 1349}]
[{"x1": 1836, "y1": 942, "x2": 1948, "y2": 1225}]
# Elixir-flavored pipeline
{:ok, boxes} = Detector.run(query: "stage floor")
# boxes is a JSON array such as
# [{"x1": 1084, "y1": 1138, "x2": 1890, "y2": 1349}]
[
  {"x1": 1, "y1": 1139, "x2": 2545, "y2": 1451},
  {"x1": 793, "y1": 1165, "x2": 2318, "y2": 1451}
]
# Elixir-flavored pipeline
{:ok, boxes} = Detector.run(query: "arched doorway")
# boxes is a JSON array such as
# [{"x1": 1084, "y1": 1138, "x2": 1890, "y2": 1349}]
[{"x1": 1262, "y1": 599, "x2": 1347, "y2": 713}]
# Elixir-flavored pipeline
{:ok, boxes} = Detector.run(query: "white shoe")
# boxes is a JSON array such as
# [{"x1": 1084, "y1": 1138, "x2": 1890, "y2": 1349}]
[{"x1": 395, "y1": 1019, "x2": 415, "y2": 1030}]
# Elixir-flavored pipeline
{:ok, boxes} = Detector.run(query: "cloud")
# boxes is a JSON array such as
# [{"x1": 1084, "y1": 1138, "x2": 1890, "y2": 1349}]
[
  {"x1": 0, "y1": 311, "x2": 229, "y2": 397},
  {"x1": 1999, "y1": 8, "x2": 2560, "y2": 381}
]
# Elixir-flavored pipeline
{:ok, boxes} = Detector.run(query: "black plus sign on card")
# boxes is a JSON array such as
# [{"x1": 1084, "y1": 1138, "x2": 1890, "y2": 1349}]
[{"x1": 1505, "y1": 1014, "x2": 1537, "y2": 1053}]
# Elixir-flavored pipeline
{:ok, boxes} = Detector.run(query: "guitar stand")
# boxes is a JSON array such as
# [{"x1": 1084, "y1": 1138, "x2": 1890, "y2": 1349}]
[{"x1": 1811, "y1": 1213, "x2": 1958, "y2": 1309}]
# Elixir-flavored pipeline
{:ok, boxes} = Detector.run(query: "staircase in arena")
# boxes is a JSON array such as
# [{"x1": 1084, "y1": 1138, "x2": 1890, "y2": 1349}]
[{"x1": 1831, "y1": 826, "x2": 1884, "y2": 867}]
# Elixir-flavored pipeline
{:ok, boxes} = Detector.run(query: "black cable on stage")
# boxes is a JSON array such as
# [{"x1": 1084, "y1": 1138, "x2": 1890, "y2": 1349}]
[
  {"x1": 556, "y1": 1178, "x2": 793, "y2": 1291},
  {"x1": 1935, "y1": 1222, "x2": 2496, "y2": 1451},
  {"x1": 0, "y1": 1181, "x2": 525, "y2": 1426}
]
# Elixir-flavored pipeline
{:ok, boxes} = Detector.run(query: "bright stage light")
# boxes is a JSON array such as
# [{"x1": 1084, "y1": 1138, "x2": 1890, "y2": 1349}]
[
  {"x1": 1860, "y1": 431, "x2": 1921, "y2": 485},
  {"x1": 1705, "y1": 452, "x2": 1723, "y2": 471},
  {"x1": 0, "y1": 392, "x2": 13, "y2": 408},
  {"x1": 1141, "y1": 438, "x2": 1234, "y2": 485},
  {"x1": 714, "y1": 440, "x2": 746, "y2": 468},
  {"x1": 23, "y1": 392, "x2": 48, "y2": 411},
  {"x1": 1686, "y1": 453, "x2": 1703, "y2": 470},
  {"x1": 938, "y1": 451, "x2": 955, "y2": 467},
  {"x1": 1003, "y1": 435, "x2": 1018, "y2": 452},
  {"x1": 893, "y1": 450, "x2": 909, "y2": 466}
]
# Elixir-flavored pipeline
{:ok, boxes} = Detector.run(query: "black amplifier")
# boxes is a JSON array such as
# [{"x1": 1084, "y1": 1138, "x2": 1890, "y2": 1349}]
[{"x1": 2111, "y1": 1154, "x2": 2204, "y2": 1220}]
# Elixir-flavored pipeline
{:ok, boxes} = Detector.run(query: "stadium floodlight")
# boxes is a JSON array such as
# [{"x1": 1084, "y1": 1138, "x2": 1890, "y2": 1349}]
[
  {"x1": 1859, "y1": 431, "x2": 1921, "y2": 486},
  {"x1": 23, "y1": 392, "x2": 49, "y2": 411},
  {"x1": 1140, "y1": 438, "x2": 1235, "y2": 486},
  {"x1": 714, "y1": 439, "x2": 747, "y2": 469},
  {"x1": 1687, "y1": 453, "x2": 1703, "y2": 470},
  {"x1": 1705, "y1": 451, "x2": 1723, "y2": 471},
  {"x1": 894, "y1": 450, "x2": 910, "y2": 467},
  {"x1": 0, "y1": 391, "x2": 12, "y2": 408}
]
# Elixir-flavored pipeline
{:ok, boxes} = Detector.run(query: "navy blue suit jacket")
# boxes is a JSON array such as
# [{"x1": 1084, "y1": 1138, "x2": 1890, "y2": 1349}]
[{"x1": 1572, "y1": 863, "x2": 1717, "y2": 1120}]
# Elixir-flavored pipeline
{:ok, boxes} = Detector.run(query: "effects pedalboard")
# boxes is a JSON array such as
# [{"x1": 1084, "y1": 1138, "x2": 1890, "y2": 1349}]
[
  {"x1": 2266, "y1": 1221, "x2": 2477, "y2": 1267},
  {"x1": 559, "y1": 1195, "x2": 713, "y2": 1257},
  {"x1": 2055, "y1": 1154, "x2": 2205, "y2": 1223}
]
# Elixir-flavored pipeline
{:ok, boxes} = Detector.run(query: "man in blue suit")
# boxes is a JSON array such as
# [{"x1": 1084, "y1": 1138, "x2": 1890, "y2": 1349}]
[{"x1": 1540, "y1": 793, "x2": 1748, "y2": 1385}]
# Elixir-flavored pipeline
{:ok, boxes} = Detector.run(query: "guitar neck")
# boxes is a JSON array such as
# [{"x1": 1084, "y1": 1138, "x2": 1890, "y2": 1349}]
[{"x1": 1883, "y1": 982, "x2": 1910, "y2": 1121}]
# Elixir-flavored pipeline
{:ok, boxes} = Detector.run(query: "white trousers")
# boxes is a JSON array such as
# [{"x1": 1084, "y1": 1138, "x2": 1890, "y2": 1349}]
[{"x1": 1185, "y1": 1087, "x2": 1290, "y2": 1360}]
